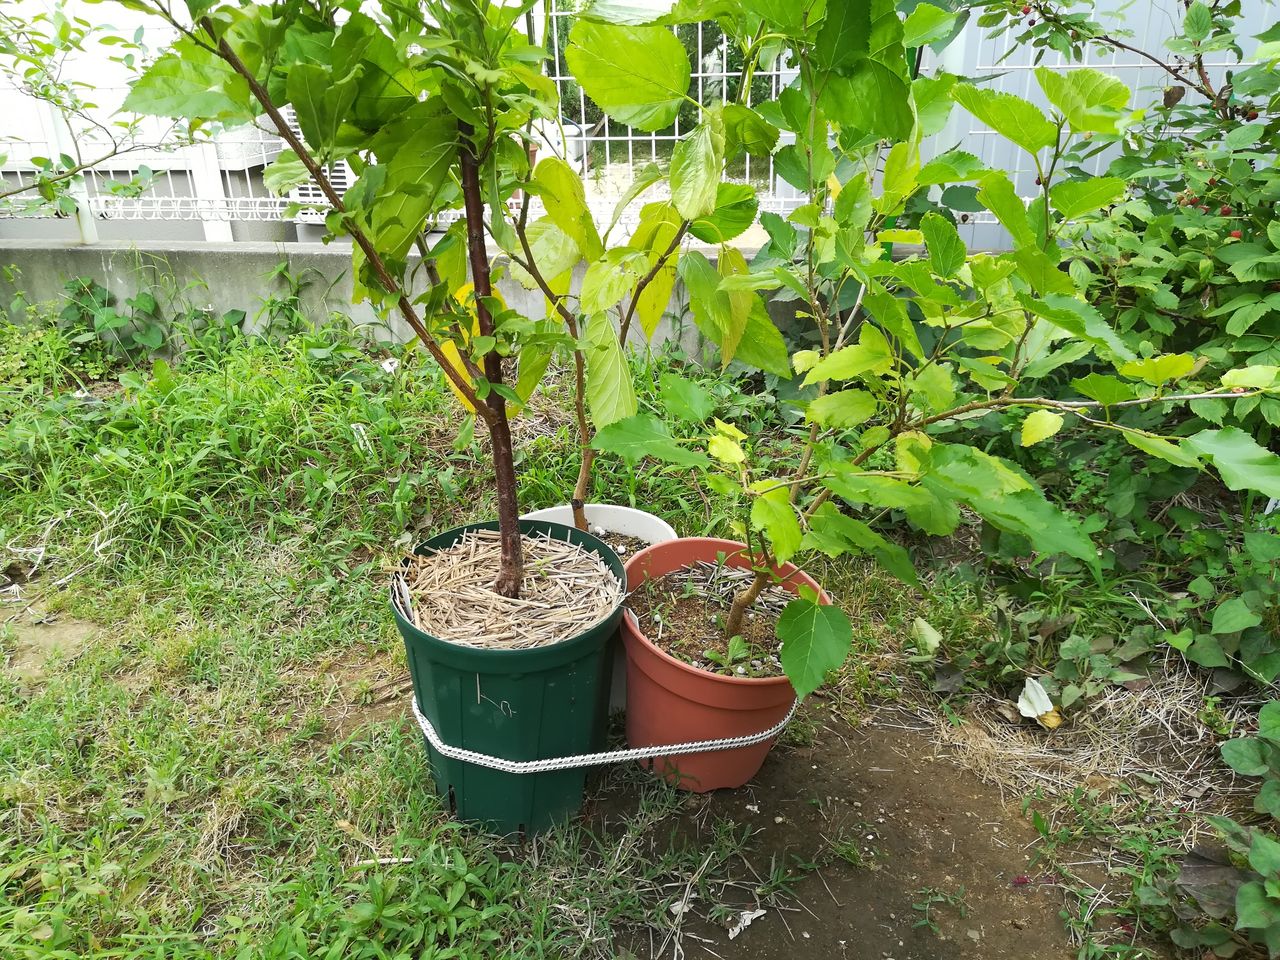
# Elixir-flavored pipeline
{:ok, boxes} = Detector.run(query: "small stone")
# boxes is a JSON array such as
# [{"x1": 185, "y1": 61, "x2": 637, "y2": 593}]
[
  {"x1": 735, "y1": 665, "x2": 746, "y2": 675},
  {"x1": 967, "y1": 930, "x2": 981, "y2": 941},
  {"x1": 774, "y1": 815, "x2": 784, "y2": 824}
]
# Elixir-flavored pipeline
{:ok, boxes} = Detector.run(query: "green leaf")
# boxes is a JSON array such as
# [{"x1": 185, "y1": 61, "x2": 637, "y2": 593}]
[
  {"x1": 806, "y1": 389, "x2": 878, "y2": 428},
  {"x1": 722, "y1": 104, "x2": 779, "y2": 157},
  {"x1": 368, "y1": 113, "x2": 458, "y2": 261},
  {"x1": 1228, "y1": 737, "x2": 1276, "y2": 776},
  {"x1": 670, "y1": 118, "x2": 725, "y2": 220},
  {"x1": 121, "y1": 40, "x2": 254, "y2": 123},
  {"x1": 953, "y1": 85, "x2": 1058, "y2": 155},
  {"x1": 778, "y1": 597, "x2": 853, "y2": 700},
  {"x1": 1050, "y1": 177, "x2": 1127, "y2": 219},
  {"x1": 1119, "y1": 353, "x2": 1196, "y2": 386},
  {"x1": 1186, "y1": 427, "x2": 1280, "y2": 499},
  {"x1": 1253, "y1": 835, "x2": 1280, "y2": 879},
  {"x1": 1021, "y1": 409, "x2": 1064, "y2": 446},
  {"x1": 1260, "y1": 702, "x2": 1280, "y2": 743},
  {"x1": 1035, "y1": 66, "x2": 1129, "y2": 133},
  {"x1": 1223, "y1": 366, "x2": 1280, "y2": 390},
  {"x1": 1236, "y1": 881, "x2": 1280, "y2": 930},
  {"x1": 535, "y1": 157, "x2": 604, "y2": 262},
  {"x1": 800, "y1": 502, "x2": 919, "y2": 586},
  {"x1": 1023, "y1": 294, "x2": 1137, "y2": 363},
  {"x1": 968, "y1": 489, "x2": 1097, "y2": 567},
  {"x1": 743, "y1": 0, "x2": 827, "y2": 38},
  {"x1": 590, "y1": 413, "x2": 708, "y2": 467},
  {"x1": 820, "y1": 61, "x2": 914, "y2": 142},
  {"x1": 565, "y1": 22, "x2": 690, "y2": 131},
  {"x1": 1072, "y1": 373, "x2": 1136, "y2": 406},
  {"x1": 902, "y1": 3, "x2": 955, "y2": 46},
  {"x1": 912, "y1": 74, "x2": 958, "y2": 137},
  {"x1": 825, "y1": 472, "x2": 934, "y2": 510},
  {"x1": 689, "y1": 182, "x2": 757, "y2": 243},
  {"x1": 733, "y1": 297, "x2": 792, "y2": 379},
  {"x1": 976, "y1": 171, "x2": 1035, "y2": 248},
  {"x1": 287, "y1": 63, "x2": 357, "y2": 156},
  {"x1": 262, "y1": 149, "x2": 311, "y2": 195},
  {"x1": 751, "y1": 487, "x2": 802, "y2": 564},
  {"x1": 813, "y1": 0, "x2": 870, "y2": 70},
  {"x1": 802, "y1": 324, "x2": 894, "y2": 385},
  {"x1": 660, "y1": 372, "x2": 714, "y2": 422},
  {"x1": 1212, "y1": 597, "x2": 1263, "y2": 635},
  {"x1": 508, "y1": 217, "x2": 580, "y2": 291},
  {"x1": 918, "y1": 148, "x2": 985, "y2": 186},
  {"x1": 580, "y1": 249, "x2": 648, "y2": 313},
  {"x1": 1257, "y1": 781, "x2": 1280, "y2": 819},
  {"x1": 920, "y1": 212, "x2": 965, "y2": 277},
  {"x1": 583, "y1": 312, "x2": 636, "y2": 428},
  {"x1": 1123, "y1": 432, "x2": 1203, "y2": 470},
  {"x1": 1184, "y1": 1, "x2": 1212, "y2": 42}
]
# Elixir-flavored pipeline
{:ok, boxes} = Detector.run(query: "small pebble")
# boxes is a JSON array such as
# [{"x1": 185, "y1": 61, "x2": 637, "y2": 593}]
[{"x1": 735, "y1": 665, "x2": 746, "y2": 675}]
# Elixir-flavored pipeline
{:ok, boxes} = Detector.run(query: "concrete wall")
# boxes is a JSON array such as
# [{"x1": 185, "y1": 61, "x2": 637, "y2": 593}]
[{"x1": 0, "y1": 239, "x2": 705, "y2": 353}]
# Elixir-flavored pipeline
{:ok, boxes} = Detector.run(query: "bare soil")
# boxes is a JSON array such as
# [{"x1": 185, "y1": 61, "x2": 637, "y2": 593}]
[
  {"x1": 594, "y1": 710, "x2": 1081, "y2": 960},
  {"x1": 627, "y1": 567, "x2": 788, "y2": 678},
  {"x1": 3, "y1": 603, "x2": 98, "y2": 684}
]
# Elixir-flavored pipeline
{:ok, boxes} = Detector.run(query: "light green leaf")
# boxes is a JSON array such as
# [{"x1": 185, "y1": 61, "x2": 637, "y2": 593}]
[
  {"x1": 1222, "y1": 738, "x2": 1270, "y2": 776},
  {"x1": 814, "y1": 0, "x2": 870, "y2": 70},
  {"x1": 820, "y1": 61, "x2": 914, "y2": 142},
  {"x1": 689, "y1": 182, "x2": 758, "y2": 243},
  {"x1": 1021, "y1": 409, "x2": 1064, "y2": 446},
  {"x1": 1119, "y1": 353, "x2": 1196, "y2": 385},
  {"x1": 1023, "y1": 294, "x2": 1137, "y2": 363},
  {"x1": 802, "y1": 324, "x2": 894, "y2": 385},
  {"x1": 733, "y1": 297, "x2": 793, "y2": 378},
  {"x1": 1236, "y1": 881, "x2": 1280, "y2": 930},
  {"x1": 800, "y1": 502, "x2": 919, "y2": 585},
  {"x1": 659, "y1": 372, "x2": 714, "y2": 422},
  {"x1": 121, "y1": 40, "x2": 254, "y2": 123},
  {"x1": 1072, "y1": 373, "x2": 1136, "y2": 406},
  {"x1": 508, "y1": 217, "x2": 581, "y2": 291},
  {"x1": 1035, "y1": 66, "x2": 1129, "y2": 133},
  {"x1": 1259, "y1": 702, "x2": 1280, "y2": 742},
  {"x1": 806, "y1": 389, "x2": 878, "y2": 428},
  {"x1": 670, "y1": 118, "x2": 725, "y2": 220},
  {"x1": 1223, "y1": 366, "x2": 1280, "y2": 390},
  {"x1": 287, "y1": 63, "x2": 357, "y2": 156},
  {"x1": 535, "y1": 157, "x2": 604, "y2": 262},
  {"x1": 977, "y1": 171, "x2": 1034, "y2": 248},
  {"x1": 1249, "y1": 834, "x2": 1280, "y2": 877},
  {"x1": 722, "y1": 103, "x2": 780, "y2": 157},
  {"x1": 262, "y1": 150, "x2": 311, "y2": 195},
  {"x1": 565, "y1": 21, "x2": 690, "y2": 131},
  {"x1": 709, "y1": 433, "x2": 745, "y2": 464},
  {"x1": 583, "y1": 312, "x2": 637, "y2": 428},
  {"x1": 918, "y1": 148, "x2": 985, "y2": 185},
  {"x1": 912, "y1": 617, "x2": 943, "y2": 655},
  {"x1": 1212, "y1": 597, "x2": 1263, "y2": 635},
  {"x1": 902, "y1": 3, "x2": 955, "y2": 46},
  {"x1": 778, "y1": 597, "x2": 853, "y2": 699},
  {"x1": 912, "y1": 74, "x2": 958, "y2": 137},
  {"x1": 580, "y1": 249, "x2": 648, "y2": 313},
  {"x1": 751, "y1": 487, "x2": 802, "y2": 564},
  {"x1": 953, "y1": 85, "x2": 1058, "y2": 155},
  {"x1": 606, "y1": 162, "x2": 663, "y2": 237},
  {"x1": 1050, "y1": 177, "x2": 1127, "y2": 219},
  {"x1": 1186, "y1": 427, "x2": 1280, "y2": 499},
  {"x1": 1123, "y1": 432, "x2": 1203, "y2": 470},
  {"x1": 369, "y1": 113, "x2": 457, "y2": 261},
  {"x1": 920, "y1": 212, "x2": 965, "y2": 277},
  {"x1": 1184, "y1": 1, "x2": 1212, "y2": 41},
  {"x1": 590, "y1": 413, "x2": 708, "y2": 467}
]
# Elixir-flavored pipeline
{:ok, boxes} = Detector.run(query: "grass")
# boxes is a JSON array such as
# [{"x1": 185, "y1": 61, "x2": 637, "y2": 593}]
[{"x1": 0, "y1": 307, "x2": 1249, "y2": 959}]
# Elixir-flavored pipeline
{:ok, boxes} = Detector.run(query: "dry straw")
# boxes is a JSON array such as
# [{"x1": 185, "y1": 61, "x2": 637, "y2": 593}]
[{"x1": 394, "y1": 529, "x2": 622, "y2": 650}]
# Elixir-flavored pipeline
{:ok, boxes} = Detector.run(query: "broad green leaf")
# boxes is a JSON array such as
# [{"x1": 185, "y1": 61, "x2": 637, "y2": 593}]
[
  {"x1": 1119, "y1": 353, "x2": 1196, "y2": 385},
  {"x1": 802, "y1": 324, "x2": 894, "y2": 385},
  {"x1": 902, "y1": 3, "x2": 955, "y2": 46},
  {"x1": 825, "y1": 472, "x2": 935, "y2": 510},
  {"x1": 778, "y1": 597, "x2": 853, "y2": 699},
  {"x1": 1035, "y1": 66, "x2": 1129, "y2": 133},
  {"x1": 670, "y1": 118, "x2": 725, "y2": 220},
  {"x1": 509, "y1": 217, "x2": 581, "y2": 290},
  {"x1": 629, "y1": 201, "x2": 682, "y2": 338},
  {"x1": 1212, "y1": 597, "x2": 1263, "y2": 635},
  {"x1": 967, "y1": 488, "x2": 1097, "y2": 566},
  {"x1": 121, "y1": 39, "x2": 254, "y2": 123},
  {"x1": 920, "y1": 212, "x2": 965, "y2": 277},
  {"x1": 1186, "y1": 427, "x2": 1280, "y2": 499},
  {"x1": 1123, "y1": 432, "x2": 1203, "y2": 470},
  {"x1": 583, "y1": 312, "x2": 637, "y2": 428},
  {"x1": 1222, "y1": 738, "x2": 1270, "y2": 776},
  {"x1": 1013, "y1": 247, "x2": 1076, "y2": 296},
  {"x1": 806, "y1": 389, "x2": 878, "y2": 428},
  {"x1": 912, "y1": 74, "x2": 958, "y2": 137},
  {"x1": 976, "y1": 171, "x2": 1034, "y2": 248},
  {"x1": 1023, "y1": 294, "x2": 1137, "y2": 363},
  {"x1": 722, "y1": 104, "x2": 780, "y2": 157},
  {"x1": 535, "y1": 157, "x2": 604, "y2": 262},
  {"x1": 715, "y1": 245, "x2": 753, "y2": 364},
  {"x1": 262, "y1": 150, "x2": 310, "y2": 194},
  {"x1": 1223, "y1": 366, "x2": 1280, "y2": 389},
  {"x1": 1050, "y1": 177, "x2": 1127, "y2": 219},
  {"x1": 908, "y1": 361, "x2": 956, "y2": 412},
  {"x1": 1021, "y1": 409, "x2": 1064, "y2": 446},
  {"x1": 1236, "y1": 881, "x2": 1280, "y2": 930},
  {"x1": 1184, "y1": 1, "x2": 1212, "y2": 41},
  {"x1": 742, "y1": 0, "x2": 828, "y2": 38},
  {"x1": 733, "y1": 298, "x2": 793, "y2": 378},
  {"x1": 679, "y1": 249, "x2": 746, "y2": 364},
  {"x1": 709, "y1": 433, "x2": 745, "y2": 463},
  {"x1": 565, "y1": 22, "x2": 690, "y2": 131},
  {"x1": 918, "y1": 149, "x2": 985, "y2": 186},
  {"x1": 660, "y1": 372, "x2": 714, "y2": 422},
  {"x1": 287, "y1": 63, "x2": 357, "y2": 156},
  {"x1": 590, "y1": 413, "x2": 708, "y2": 466},
  {"x1": 1072, "y1": 373, "x2": 1136, "y2": 406},
  {"x1": 800, "y1": 502, "x2": 919, "y2": 585},
  {"x1": 1250, "y1": 834, "x2": 1280, "y2": 877},
  {"x1": 689, "y1": 182, "x2": 758, "y2": 243},
  {"x1": 370, "y1": 113, "x2": 457, "y2": 261},
  {"x1": 751, "y1": 487, "x2": 802, "y2": 564},
  {"x1": 580, "y1": 249, "x2": 648, "y2": 313},
  {"x1": 814, "y1": 0, "x2": 870, "y2": 70},
  {"x1": 821, "y1": 61, "x2": 914, "y2": 143},
  {"x1": 953, "y1": 85, "x2": 1058, "y2": 155},
  {"x1": 1260, "y1": 702, "x2": 1280, "y2": 742}
]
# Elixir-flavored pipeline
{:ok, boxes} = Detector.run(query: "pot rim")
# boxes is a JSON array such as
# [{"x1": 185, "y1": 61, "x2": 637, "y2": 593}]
[{"x1": 623, "y1": 536, "x2": 829, "y2": 689}]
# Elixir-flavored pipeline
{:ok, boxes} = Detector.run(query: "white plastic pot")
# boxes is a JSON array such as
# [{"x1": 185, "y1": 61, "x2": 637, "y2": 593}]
[
  {"x1": 519, "y1": 503, "x2": 677, "y2": 546},
  {"x1": 519, "y1": 503, "x2": 677, "y2": 712}
]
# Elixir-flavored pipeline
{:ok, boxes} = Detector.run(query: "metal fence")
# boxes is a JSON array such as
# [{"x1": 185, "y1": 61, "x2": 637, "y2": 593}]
[{"x1": 0, "y1": 0, "x2": 1267, "y2": 245}]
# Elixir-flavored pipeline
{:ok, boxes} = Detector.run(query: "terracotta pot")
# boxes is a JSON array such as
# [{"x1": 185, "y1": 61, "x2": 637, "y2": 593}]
[{"x1": 622, "y1": 537, "x2": 830, "y2": 792}]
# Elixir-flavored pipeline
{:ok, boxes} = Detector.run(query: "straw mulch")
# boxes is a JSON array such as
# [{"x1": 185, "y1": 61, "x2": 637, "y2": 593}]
[{"x1": 393, "y1": 529, "x2": 622, "y2": 650}]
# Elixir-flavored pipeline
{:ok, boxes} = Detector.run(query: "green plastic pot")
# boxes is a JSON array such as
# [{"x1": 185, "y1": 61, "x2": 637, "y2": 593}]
[{"x1": 391, "y1": 519, "x2": 626, "y2": 834}]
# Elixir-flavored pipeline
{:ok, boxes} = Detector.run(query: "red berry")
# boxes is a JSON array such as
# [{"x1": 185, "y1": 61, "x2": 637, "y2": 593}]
[
  {"x1": 1199, "y1": 205, "x2": 1210, "y2": 213},
  {"x1": 1208, "y1": 178, "x2": 1218, "y2": 187},
  {"x1": 1021, "y1": 3, "x2": 1031, "y2": 11},
  {"x1": 1247, "y1": 110, "x2": 1260, "y2": 121},
  {"x1": 1220, "y1": 205, "x2": 1232, "y2": 215},
  {"x1": 1230, "y1": 229, "x2": 1243, "y2": 239},
  {"x1": 1027, "y1": 17, "x2": 1036, "y2": 24},
  {"x1": 1188, "y1": 196, "x2": 1199, "y2": 205}
]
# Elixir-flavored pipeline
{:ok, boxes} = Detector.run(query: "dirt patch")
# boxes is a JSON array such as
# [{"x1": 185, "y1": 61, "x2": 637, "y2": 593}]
[
  {"x1": 627, "y1": 562, "x2": 792, "y2": 678},
  {"x1": 3, "y1": 605, "x2": 98, "y2": 683},
  {"x1": 313, "y1": 647, "x2": 410, "y2": 742},
  {"x1": 596, "y1": 712, "x2": 1080, "y2": 960}
]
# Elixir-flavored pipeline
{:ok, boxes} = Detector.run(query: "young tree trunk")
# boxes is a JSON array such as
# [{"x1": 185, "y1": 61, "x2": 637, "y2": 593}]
[
  {"x1": 724, "y1": 569, "x2": 770, "y2": 639},
  {"x1": 458, "y1": 132, "x2": 524, "y2": 598}
]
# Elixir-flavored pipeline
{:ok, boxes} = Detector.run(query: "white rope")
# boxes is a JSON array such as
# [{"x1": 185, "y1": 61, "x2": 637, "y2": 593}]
[{"x1": 409, "y1": 695, "x2": 797, "y2": 775}]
